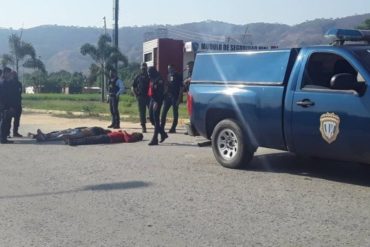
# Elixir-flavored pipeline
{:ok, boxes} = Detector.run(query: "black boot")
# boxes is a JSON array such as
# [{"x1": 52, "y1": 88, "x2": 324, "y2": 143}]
[
  {"x1": 142, "y1": 124, "x2": 147, "y2": 133},
  {"x1": 148, "y1": 138, "x2": 158, "y2": 146},
  {"x1": 160, "y1": 132, "x2": 168, "y2": 143},
  {"x1": 13, "y1": 132, "x2": 23, "y2": 138},
  {"x1": 113, "y1": 121, "x2": 120, "y2": 129}
]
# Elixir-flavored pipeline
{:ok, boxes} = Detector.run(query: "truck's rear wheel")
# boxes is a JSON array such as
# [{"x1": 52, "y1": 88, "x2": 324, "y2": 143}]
[{"x1": 212, "y1": 119, "x2": 254, "y2": 169}]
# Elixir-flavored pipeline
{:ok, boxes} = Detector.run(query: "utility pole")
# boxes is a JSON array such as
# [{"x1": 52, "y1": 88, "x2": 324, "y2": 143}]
[
  {"x1": 113, "y1": 0, "x2": 119, "y2": 70},
  {"x1": 103, "y1": 16, "x2": 107, "y2": 35},
  {"x1": 102, "y1": 16, "x2": 107, "y2": 102},
  {"x1": 20, "y1": 24, "x2": 24, "y2": 83}
]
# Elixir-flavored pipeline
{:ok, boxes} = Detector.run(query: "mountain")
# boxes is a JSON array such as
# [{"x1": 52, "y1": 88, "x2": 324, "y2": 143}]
[{"x1": 0, "y1": 13, "x2": 369, "y2": 73}]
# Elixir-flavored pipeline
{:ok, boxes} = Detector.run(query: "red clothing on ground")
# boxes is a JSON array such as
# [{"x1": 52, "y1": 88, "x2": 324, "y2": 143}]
[
  {"x1": 107, "y1": 131, "x2": 132, "y2": 143},
  {"x1": 107, "y1": 131, "x2": 126, "y2": 143}
]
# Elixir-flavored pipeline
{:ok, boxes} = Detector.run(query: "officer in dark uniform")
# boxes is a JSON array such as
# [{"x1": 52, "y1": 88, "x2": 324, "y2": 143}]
[
  {"x1": 9, "y1": 71, "x2": 23, "y2": 137},
  {"x1": 0, "y1": 67, "x2": 14, "y2": 144},
  {"x1": 147, "y1": 66, "x2": 168, "y2": 146},
  {"x1": 181, "y1": 61, "x2": 194, "y2": 136},
  {"x1": 132, "y1": 62, "x2": 150, "y2": 133},
  {"x1": 107, "y1": 69, "x2": 125, "y2": 129},
  {"x1": 183, "y1": 61, "x2": 194, "y2": 93},
  {"x1": 160, "y1": 64, "x2": 183, "y2": 133},
  {"x1": 0, "y1": 69, "x2": 5, "y2": 143}
]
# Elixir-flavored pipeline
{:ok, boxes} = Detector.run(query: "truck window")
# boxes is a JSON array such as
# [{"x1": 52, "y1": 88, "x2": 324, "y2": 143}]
[
  {"x1": 192, "y1": 51, "x2": 291, "y2": 84},
  {"x1": 302, "y1": 52, "x2": 366, "y2": 93}
]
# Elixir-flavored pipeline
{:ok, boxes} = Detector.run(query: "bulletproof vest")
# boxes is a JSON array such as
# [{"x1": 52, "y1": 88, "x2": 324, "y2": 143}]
[
  {"x1": 167, "y1": 72, "x2": 182, "y2": 98},
  {"x1": 151, "y1": 76, "x2": 165, "y2": 101},
  {"x1": 108, "y1": 78, "x2": 119, "y2": 95},
  {"x1": 136, "y1": 73, "x2": 150, "y2": 96}
]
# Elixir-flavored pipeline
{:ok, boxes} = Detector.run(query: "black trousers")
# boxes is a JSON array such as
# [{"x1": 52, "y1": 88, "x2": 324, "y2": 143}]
[
  {"x1": 0, "y1": 110, "x2": 6, "y2": 141},
  {"x1": 109, "y1": 95, "x2": 120, "y2": 127},
  {"x1": 69, "y1": 135, "x2": 111, "y2": 146},
  {"x1": 12, "y1": 105, "x2": 22, "y2": 134},
  {"x1": 149, "y1": 98, "x2": 165, "y2": 141},
  {"x1": 161, "y1": 96, "x2": 179, "y2": 130},
  {"x1": 137, "y1": 96, "x2": 150, "y2": 126},
  {"x1": 0, "y1": 109, "x2": 11, "y2": 141}
]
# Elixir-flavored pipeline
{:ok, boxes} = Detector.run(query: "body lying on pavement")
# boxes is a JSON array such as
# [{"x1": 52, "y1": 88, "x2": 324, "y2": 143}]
[
  {"x1": 28, "y1": 127, "x2": 110, "y2": 142},
  {"x1": 65, "y1": 130, "x2": 143, "y2": 146}
]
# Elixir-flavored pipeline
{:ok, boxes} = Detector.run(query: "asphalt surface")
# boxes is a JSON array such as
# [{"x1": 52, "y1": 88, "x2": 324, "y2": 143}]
[{"x1": 0, "y1": 113, "x2": 370, "y2": 247}]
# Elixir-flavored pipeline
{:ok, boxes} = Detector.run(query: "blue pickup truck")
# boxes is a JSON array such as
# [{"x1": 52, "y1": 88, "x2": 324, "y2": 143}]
[{"x1": 188, "y1": 29, "x2": 370, "y2": 169}]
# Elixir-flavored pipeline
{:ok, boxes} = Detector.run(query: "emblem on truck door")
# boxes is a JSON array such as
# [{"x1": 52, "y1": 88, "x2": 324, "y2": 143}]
[{"x1": 319, "y1": 113, "x2": 341, "y2": 144}]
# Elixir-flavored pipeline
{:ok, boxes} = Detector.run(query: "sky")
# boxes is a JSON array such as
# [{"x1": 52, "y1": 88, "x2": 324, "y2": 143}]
[{"x1": 1, "y1": 0, "x2": 370, "y2": 29}]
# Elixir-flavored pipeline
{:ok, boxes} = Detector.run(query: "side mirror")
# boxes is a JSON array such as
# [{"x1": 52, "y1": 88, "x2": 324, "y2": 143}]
[
  {"x1": 330, "y1": 73, "x2": 357, "y2": 90},
  {"x1": 330, "y1": 73, "x2": 367, "y2": 96}
]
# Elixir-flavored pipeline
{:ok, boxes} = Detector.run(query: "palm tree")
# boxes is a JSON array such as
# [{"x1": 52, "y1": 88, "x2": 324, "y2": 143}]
[
  {"x1": 81, "y1": 34, "x2": 128, "y2": 101},
  {"x1": 1, "y1": 54, "x2": 14, "y2": 68},
  {"x1": 7, "y1": 34, "x2": 36, "y2": 73},
  {"x1": 86, "y1": 64, "x2": 100, "y2": 87},
  {"x1": 23, "y1": 57, "x2": 46, "y2": 73}
]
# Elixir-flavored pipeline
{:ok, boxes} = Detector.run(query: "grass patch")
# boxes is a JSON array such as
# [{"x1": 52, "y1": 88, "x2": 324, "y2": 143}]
[
  {"x1": 23, "y1": 93, "x2": 189, "y2": 119},
  {"x1": 23, "y1": 93, "x2": 102, "y2": 101}
]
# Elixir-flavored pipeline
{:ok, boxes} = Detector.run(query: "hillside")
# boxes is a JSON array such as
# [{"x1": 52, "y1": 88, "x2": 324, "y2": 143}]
[{"x1": 0, "y1": 13, "x2": 369, "y2": 73}]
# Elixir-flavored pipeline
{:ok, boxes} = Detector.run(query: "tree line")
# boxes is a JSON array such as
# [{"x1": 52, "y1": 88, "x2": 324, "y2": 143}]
[
  {"x1": 0, "y1": 33, "x2": 140, "y2": 95},
  {"x1": 1, "y1": 19, "x2": 369, "y2": 94}
]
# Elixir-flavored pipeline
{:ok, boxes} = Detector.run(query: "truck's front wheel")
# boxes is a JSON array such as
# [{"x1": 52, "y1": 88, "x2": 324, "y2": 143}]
[{"x1": 212, "y1": 119, "x2": 254, "y2": 169}]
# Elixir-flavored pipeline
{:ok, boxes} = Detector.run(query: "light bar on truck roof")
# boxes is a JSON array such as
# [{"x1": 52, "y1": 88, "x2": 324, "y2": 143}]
[{"x1": 325, "y1": 28, "x2": 370, "y2": 45}]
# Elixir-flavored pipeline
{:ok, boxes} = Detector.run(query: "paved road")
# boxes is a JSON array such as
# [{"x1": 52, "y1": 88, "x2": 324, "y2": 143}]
[{"x1": 0, "y1": 114, "x2": 370, "y2": 247}]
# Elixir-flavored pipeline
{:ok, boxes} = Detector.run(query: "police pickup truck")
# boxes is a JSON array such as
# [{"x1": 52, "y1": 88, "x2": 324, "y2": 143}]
[{"x1": 188, "y1": 29, "x2": 370, "y2": 169}]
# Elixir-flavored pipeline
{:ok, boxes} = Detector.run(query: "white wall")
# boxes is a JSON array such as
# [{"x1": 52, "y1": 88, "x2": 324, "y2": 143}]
[{"x1": 143, "y1": 39, "x2": 159, "y2": 68}]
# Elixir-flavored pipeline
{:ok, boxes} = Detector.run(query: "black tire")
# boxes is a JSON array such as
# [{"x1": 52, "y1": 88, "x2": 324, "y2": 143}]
[{"x1": 211, "y1": 119, "x2": 255, "y2": 169}]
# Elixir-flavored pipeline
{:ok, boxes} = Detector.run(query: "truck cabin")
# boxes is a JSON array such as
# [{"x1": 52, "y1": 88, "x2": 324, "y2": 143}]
[{"x1": 302, "y1": 29, "x2": 370, "y2": 96}]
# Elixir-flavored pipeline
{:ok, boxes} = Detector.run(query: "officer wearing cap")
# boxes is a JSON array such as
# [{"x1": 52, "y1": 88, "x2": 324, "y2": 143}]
[{"x1": 132, "y1": 62, "x2": 150, "y2": 133}]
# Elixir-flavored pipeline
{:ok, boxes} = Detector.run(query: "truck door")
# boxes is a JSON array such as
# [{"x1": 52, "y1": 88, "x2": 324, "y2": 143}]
[{"x1": 290, "y1": 51, "x2": 370, "y2": 163}]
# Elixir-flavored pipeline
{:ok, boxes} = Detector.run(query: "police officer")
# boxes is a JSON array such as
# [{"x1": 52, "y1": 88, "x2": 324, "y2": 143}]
[
  {"x1": 181, "y1": 61, "x2": 194, "y2": 136},
  {"x1": 0, "y1": 67, "x2": 14, "y2": 144},
  {"x1": 147, "y1": 66, "x2": 168, "y2": 146},
  {"x1": 160, "y1": 64, "x2": 183, "y2": 133},
  {"x1": 183, "y1": 61, "x2": 194, "y2": 93},
  {"x1": 132, "y1": 62, "x2": 150, "y2": 133},
  {"x1": 9, "y1": 71, "x2": 23, "y2": 137},
  {"x1": 0, "y1": 69, "x2": 5, "y2": 143},
  {"x1": 107, "y1": 68, "x2": 125, "y2": 129}
]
